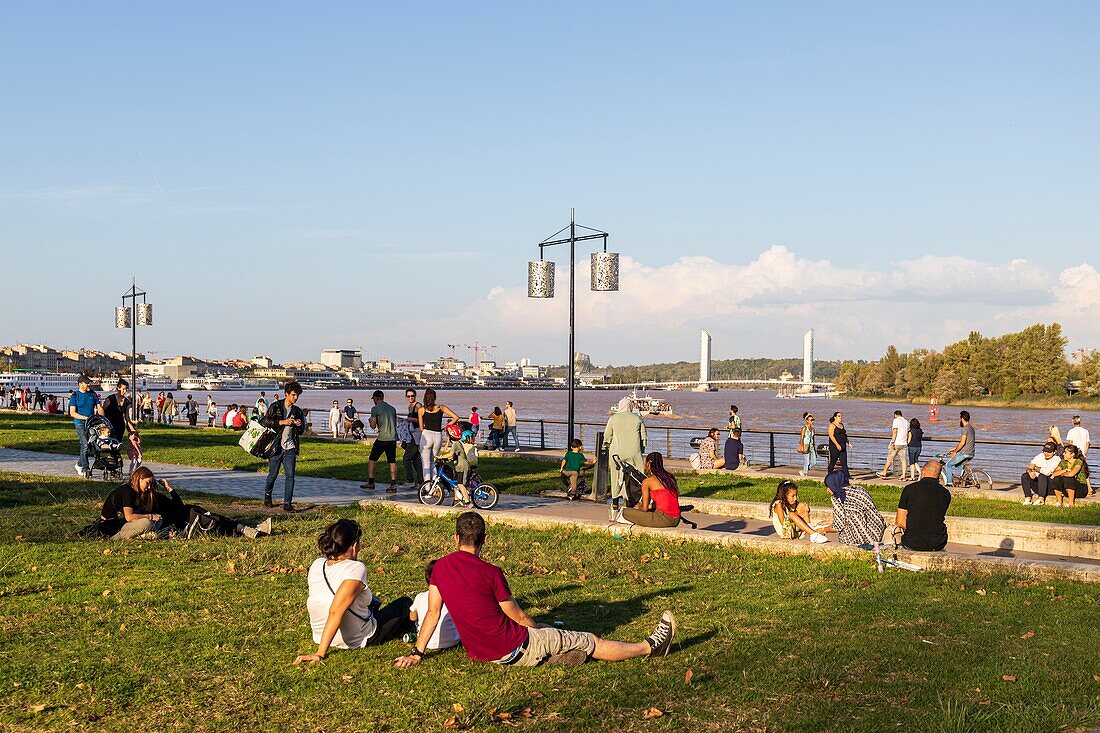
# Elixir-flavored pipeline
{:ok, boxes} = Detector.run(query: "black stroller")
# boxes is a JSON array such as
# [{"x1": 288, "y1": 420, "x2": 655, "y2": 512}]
[
  {"x1": 85, "y1": 415, "x2": 124, "y2": 481},
  {"x1": 612, "y1": 455, "x2": 698, "y2": 529},
  {"x1": 347, "y1": 418, "x2": 367, "y2": 441}
]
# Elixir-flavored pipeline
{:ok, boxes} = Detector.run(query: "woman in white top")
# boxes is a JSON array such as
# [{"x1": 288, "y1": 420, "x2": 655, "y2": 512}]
[
  {"x1": 294, "y1": 519, "x2": 413, "y2": 664},
  {"x1": 328, "y1": 400, "x2": 341, "y2": 439}
]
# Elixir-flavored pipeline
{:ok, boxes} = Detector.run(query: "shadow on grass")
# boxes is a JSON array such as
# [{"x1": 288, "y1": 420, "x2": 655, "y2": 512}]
[
  {"x1": 683, "y1": 480, "x2": 765, "y2": 499},
  {"x1": 538, "y1": 585, "x2": 694, "y2": 636}
]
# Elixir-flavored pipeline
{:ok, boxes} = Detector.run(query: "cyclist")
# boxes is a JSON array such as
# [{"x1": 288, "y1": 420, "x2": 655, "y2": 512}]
[
  {"x1": 942, "y1": 411, "x2": 975, "y2": 487},
  {"x1": 452, "y1": 431, "x2": 478, "y2": 507}
]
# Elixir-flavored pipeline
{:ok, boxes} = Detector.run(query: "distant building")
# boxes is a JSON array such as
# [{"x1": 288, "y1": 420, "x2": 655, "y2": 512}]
[
  {"x1": 320, "y1": 349, "x2": 363, "y2": 369},
  {"x1": 375, "y1": 359, "x2": 394, "y2": 373},
  {"x1": 519, "y1": 357, "x2": 532, "y2": 368},
  {"x1": 251, "y1": 355, "x2": 274, "y2": 368},
  {"x1": 521, "y1": 365, "x2": 543, "y2": 378}
]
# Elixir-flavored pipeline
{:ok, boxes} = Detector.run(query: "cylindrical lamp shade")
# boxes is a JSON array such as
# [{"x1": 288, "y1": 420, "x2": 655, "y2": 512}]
[
  {"x1": 527, "y1": 261, "x2": 555, "y2": 298},
  {"x1": 591, "y1": 252, "x2": 620, "y2": 291},
  {"x1": 136, "y1": 303, "x2": 153, "y2": 326},
  {"x1": 115, "y1": 306, "x2": 132, "y2": 329}
]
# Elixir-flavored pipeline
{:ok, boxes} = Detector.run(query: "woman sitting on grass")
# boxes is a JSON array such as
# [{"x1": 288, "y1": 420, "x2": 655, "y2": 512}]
[
  {"x1": 295, "y1": 519, "x2": 414, "y2": 664},
  {"x1": 824, "y1": 471, "x2": 886, "y2": 547},
  {"x1": 619, "y1": 452, "x2": 682, "y2": 528},
  {"x1": 769, "y1": 480, "x2": 828, "y2": 543},
  {"x1": 1051, "y1": 444, "x2": 1090, "y2": 508},
  {"x1": 83, "y1": 466, "x2": 270, "y2": 540}
]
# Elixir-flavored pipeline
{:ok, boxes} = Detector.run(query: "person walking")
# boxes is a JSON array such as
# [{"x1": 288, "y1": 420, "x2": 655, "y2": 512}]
[
  {"x1": 183, "y1": 394, "x2": 199, "y2": 427},
  {"x1": 261, "y1": 381, "x2": 306, "y2": 512},
  {"x1": 155, "y1": 392, "x2": 165, "y2": 424},
  {"x1": 69, "y1": 375, "x2": 102, "y2": 478},
  {"x1": 328, "y1": 400, "x2": 341, "y2": 439},
  {"x1": 603, "y1": 398, "x2": 647, "y2": 515},
  {"x1": 827, "y1": 412, "x2": 851, "y2": 476},
  {"x1": 163, "y1": 392, "x2": 177, "y2": 426},
  {"x1": 362, "y1": 390, "x2": 399, "y2": 493},
  {"x1": 402, "y1": 389, "x2": 423, "y2": 486},
  {"x1": 417, "y1": 388, "x2": 460, "y2": 482},
  {"x1": 488, "y1": 406, "x2": 505, "y2": 450},
  {"x1": 727, "y1": 405, "x2": 741, "y2": 439},
  {"x1": 341, "y1": 399, "x2": 359, "y2": 440},
  {"x1": 906, "y1": 418, "x2": 924, "y2": 481},
  {"x1": 878, "y1": 410, "x2": 908, "y2": 479},
  {"x1": 206, "y1": 396, "x2": 217, "y2": 427},
  {"x1": 1066, "y1": 415, "x2": 1090, "y2": 458},
  {"x1": 502, "y1": 401, "x2": 519, "y2": 451},
  {"x1": 141, "y1": 391, "x2": 153, "y2": 423},
  {"x1": 797, "y1": 412, "x2": 817, "y2": 476}
]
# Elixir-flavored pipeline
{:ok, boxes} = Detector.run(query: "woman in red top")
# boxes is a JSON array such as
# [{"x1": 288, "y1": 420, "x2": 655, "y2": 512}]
[{"x1": 621, "y1": 452, "x2": 681, "y2": 528}]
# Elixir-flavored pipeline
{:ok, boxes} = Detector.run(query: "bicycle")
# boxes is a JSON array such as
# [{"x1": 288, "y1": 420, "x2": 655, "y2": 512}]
[
  {"x1": 932, "y1": 452, "x2": 993, "y2": 491},
  {"x1": 418, "y1": 460, "x2": 499, "y2": 510}
]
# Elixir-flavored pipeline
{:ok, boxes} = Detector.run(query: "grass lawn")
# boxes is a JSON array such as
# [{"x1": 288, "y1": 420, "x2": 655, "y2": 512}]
[
  {"x1": 3, "y1": 412, "x2": 1097, "y2": 526},
  {"x1": 1, "y1": 472, "x2": 1098, "y2": 732}
]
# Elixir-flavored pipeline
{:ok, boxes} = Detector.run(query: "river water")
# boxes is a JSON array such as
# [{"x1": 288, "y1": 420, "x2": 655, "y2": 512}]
[{"x1": 198, "y1": 387, "x2": 1089, "y2": 482}]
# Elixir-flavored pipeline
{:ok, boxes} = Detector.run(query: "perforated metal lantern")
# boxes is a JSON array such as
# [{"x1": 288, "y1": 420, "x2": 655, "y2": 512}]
[
  {"x1": 115, "y1": 306, "x2": 132, "y2": 329},
  {"x1": 136, "y1": 303, "x2": 153, "y2": 326},
  {"x1": 527, "y1": 260, "x2": 555, "y2": 298},
  {"x1": 590, "y1": 252, "x2": 619, "y2": 292}
]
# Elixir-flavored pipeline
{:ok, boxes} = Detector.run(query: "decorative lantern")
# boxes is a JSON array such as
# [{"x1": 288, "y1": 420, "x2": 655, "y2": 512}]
[
  {"x1": 590, "y1": 252, "x2": 619, "y2": 292},
  {"x1": 115, "y1": 306, "x2": 132, "y2": 328},
  {"x1": 136, "y1": 303, "x2": 153, "y2": 326},
  {"x1": 527, "y1": 260, "x2": 555, "y2": 298}
]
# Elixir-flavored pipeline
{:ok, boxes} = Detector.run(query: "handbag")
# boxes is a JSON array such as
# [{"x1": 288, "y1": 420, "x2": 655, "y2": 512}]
[
  {"x1": 688, "y1": 452, "x2": 702, "y2": 470},
  {"x1": 239, "y1": 419, "x2": 278, "y2": 458},
  {"x1": 797, "y1": 429, "x2": 809, "y2": 454}
]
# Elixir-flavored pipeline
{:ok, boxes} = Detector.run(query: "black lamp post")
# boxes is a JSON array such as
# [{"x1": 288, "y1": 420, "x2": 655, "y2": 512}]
[
  {"x1": 115, "y1": 279, "x2": 152, "y2": 421},
  {"x1": 528, "y1": 209, "x2": 619, "y2": 445}
]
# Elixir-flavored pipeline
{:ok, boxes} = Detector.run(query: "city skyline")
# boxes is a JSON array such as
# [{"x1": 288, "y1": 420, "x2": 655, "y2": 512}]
[{"x1": 3, "y1": 3, "x2": 1099, "y2": 362}]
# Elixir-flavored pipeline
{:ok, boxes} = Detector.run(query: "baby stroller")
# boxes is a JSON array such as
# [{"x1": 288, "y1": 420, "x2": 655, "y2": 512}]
[
  {"x1": 347, "y1": 418, "x2": 367, "y2": 441},
  {"x1": 612, "y1": 455, "x2": 698, "y2": 529},
  {"x1": 86, "y1": 415, "x2": 124, "y2": 481}
]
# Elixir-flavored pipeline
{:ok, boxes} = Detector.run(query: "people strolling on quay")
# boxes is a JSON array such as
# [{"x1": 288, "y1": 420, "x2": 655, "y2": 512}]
[
  {"x1": 826, "y1": 412, "x2": 851, "y2": 475},
  {"x1": 797, "y1": 412, "x2": 816, "y2": 476},
  {"x1": 416, "y1": 388, "x2": 460, "y2": 482},
  {"x1": 878, "y1": 409, "x2": 908, "y2": 479},
  {"x1": 906, "y1": 418, "x2": 923, "y2": 481},
  {"x1": 361, "y1": 390, "x2": 399, "y2": 493},
  {"x1": 261, "y1": 381, "x2": 306, "y2": 512}
]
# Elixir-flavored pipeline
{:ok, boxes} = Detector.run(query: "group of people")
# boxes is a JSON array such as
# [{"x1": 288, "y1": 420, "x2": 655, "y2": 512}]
[
  {"x1": 1, "y1": 385, "x2": 60, "y2": 412},
  {"x1": 294, "y1": 512, "x2": 677, "y2": 669},
  {"x1": 1022, "y1": 415, "x2": 1091, "y2": 507}
]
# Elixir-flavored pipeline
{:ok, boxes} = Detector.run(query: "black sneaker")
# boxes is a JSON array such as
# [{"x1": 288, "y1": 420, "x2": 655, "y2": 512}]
[
  {"x1": 359, "y1": 481, "x2": 375, "y2": 490},
  {"x1": 646, "y1": 610, "x2": 676, "y2": 657},
  {"x1": 282, "y1": 504, "x2": 296, "y2": 513},
  {"x1": 387, "y1": 483, "x2": 398, "y2": 493},
  {"x1": 263, "y1": 497, "x2": 274, "y2": 509}
]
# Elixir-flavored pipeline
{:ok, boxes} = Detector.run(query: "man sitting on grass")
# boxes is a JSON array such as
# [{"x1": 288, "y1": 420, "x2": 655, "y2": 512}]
[
  {"x1": 895, "y1": 460, "x2": 951, "y2": 551},
  {"x1": 394, "y1": 512, "x2": 676, "y2": 669}
]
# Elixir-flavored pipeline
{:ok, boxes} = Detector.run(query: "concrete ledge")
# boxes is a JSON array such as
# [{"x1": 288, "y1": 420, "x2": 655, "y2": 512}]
[{"x1": 358, "y1": 499, "x2": 1100, "y2": 583}]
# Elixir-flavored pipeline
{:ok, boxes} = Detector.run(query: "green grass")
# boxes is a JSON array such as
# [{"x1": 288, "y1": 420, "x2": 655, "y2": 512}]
[
  {"x1": 2, "y1": 411, "x2": 1097, "y2": 526},
  {"x1": 1, "y1": 472, "x2": 1098, "y2": 732}
]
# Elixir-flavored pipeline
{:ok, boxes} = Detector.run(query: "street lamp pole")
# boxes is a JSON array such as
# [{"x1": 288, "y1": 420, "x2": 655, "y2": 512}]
[
  {"x1": 116, "y1": 279, "x2": 152, "y2": 422},
  {"x1": 528, "y1": 209, "x2": 620, "y2": 446}
]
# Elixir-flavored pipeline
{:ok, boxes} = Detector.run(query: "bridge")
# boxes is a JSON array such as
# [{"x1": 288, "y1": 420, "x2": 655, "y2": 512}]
[{"x1": 590, "y1": 378, "x2": 836, "y2": 390}]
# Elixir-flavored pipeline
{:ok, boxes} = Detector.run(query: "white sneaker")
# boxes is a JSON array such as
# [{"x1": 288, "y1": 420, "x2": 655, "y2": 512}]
[
  {"x1": 75, "y1": 464, "x2": 84, "y2": 476},
  {"x1": 1022, "y1": 497, "x2": 1033, "y2": 505},
  {"x1": 513, "y1": 448, "x2": 521, "y2": 452},
  {"x1": 798, "y1": 470, "x2": 806, "y2": 477},
  {"x1": 615, "y1": 510, "x2": 634, "y2": 525},
  {"x1": 809, "y1": 532, "x2": 829, "y2": 544}
]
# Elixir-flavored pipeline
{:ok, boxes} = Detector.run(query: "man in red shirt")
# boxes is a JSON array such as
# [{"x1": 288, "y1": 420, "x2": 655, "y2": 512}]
[{"x1": 394, "y1": 512, "x2": 676, "y2": 669}]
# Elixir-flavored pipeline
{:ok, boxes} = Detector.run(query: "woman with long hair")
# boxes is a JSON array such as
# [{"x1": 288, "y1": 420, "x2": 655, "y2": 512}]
[
  {"x1": 488, "y1": 406, "x2": 505, "y2": 450},
  {"x1": 906, "y1": 418, "x2": 924, "y2": 481},
  {"x1": 798, "y1": 412, "x2": 816, "y2": 477},
  {"x1": 1051, "y1": 443, "x2": 1090, "y2": 508},
  {"x1": 827, "y1": 412, "x2": 851, "y2": 476},
  {"x1": 619, "y1": 452, "x2": 681, "y2": 528},
  {"x1": 294, "y1": 519, "x2": 413, "y2": 664},
  {"x1": 769, "y1": 480, "x2": 828, "y2": 543},
  {"x1": 92, "y1": 466, "x2": 163, "y2": 540},
  {"x1": 824, "y1": 470, "x2": 886, "y2": 547},
  {"x1": 417, "y1": 388, "x2": 460, "y2": 482}
]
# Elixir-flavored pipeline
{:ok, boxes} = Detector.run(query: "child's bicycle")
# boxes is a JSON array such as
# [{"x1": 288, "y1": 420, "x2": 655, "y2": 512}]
[
  {"x1": 418, "y1": 459, "x2": 499, "y2": 510},
  {"x1": 560, "y1": 468, "x2": 590, "y2": 500},
  {"x1": 871, "y1": 527, "x2": 923, "y2": 573}
]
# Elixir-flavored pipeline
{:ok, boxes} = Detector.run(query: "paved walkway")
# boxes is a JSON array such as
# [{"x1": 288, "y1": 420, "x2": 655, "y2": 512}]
[{"x1": 2, "y1": 447, "x2": 1097, "y2": 581}]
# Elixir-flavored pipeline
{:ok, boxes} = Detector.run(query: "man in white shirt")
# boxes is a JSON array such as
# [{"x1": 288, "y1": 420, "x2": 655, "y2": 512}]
[
  {"x1": 1066, "y1": 415, "x2": 1089, "y2": 457},
  {"x1": 879, "y1": 410, "x2": 909, "y2": 480},
  {"x1": 1021, "y1": 442, "x2": 1061, "y2": 505}
]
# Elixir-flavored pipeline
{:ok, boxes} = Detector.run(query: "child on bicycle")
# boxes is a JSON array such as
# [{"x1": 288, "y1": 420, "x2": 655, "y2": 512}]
[
  {"x1": 453, "y1": 430, "x2": 479, "y2": 507},
  {"x1": 406, "y1": 560, "x2": 460, "y2": 650},
  {"x1": 561, "y1": 438, "x2": 596, "y2": 500}
]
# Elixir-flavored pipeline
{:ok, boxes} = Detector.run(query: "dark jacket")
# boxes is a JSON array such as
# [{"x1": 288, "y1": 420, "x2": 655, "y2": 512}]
[{"x1": 261, "y1": 400, "x2": 306, "y2": 453}]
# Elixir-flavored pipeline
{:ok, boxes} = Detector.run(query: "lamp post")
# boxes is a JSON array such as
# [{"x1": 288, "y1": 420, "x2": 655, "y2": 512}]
[
  {"x1": 528, "y1": 208, "x2": 620, "y2": 445},
  {"x1": 115, "y1": 279, "x2": 152, "y2": 421}
]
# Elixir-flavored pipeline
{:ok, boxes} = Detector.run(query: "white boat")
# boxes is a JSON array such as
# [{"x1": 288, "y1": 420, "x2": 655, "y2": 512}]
[
  {"x1": 610, "y1": 389, "x2": 673, "y2": 416},
  {"x1": 203, "y1": 376, "x2": 248, "y2": 391},
  {"x1": 0, "y1": 371, "x2": 83, "y2": 394},
  {"x1": 137, "y1": 375, "x2": 178, "y2": 391},
  {"x1": 179, "y1": 377, "x2": 207, "y2": 391}
]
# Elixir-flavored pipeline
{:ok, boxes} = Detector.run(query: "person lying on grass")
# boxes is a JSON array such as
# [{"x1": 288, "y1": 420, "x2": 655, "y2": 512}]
[
  {"x1": 768, "y1": 480, "x2": 829, "y2": 543},
  {"x1": 393, "y1": 511, "x2": 676, "y2": 669},
  {"x1": 294, "y1": 519, "x2": 414, "y2": 664},
  {"x1": 81, "y1": 466, "x2": 271, "y2": 540}
]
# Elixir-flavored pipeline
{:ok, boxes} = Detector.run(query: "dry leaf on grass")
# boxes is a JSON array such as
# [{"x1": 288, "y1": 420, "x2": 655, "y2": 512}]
[
  {"x1": 1002, "y1": 675, "x2": 1017, "y2": 682},
  {"x1": 443, "y1": 716, "x2": 458, "y2": 729},
  {"x1": 643, "y1": 707, "x2": 665, "y2": 719},
  {"x1": 1019, "y1": 631, "x2": 1034, "y2": 639},
  {"x1": 684, "y1": 669, "x2": 694, "y2": 685},
  {"x1": 452, "y1": 703, "x2": 464, "y2": 714}
]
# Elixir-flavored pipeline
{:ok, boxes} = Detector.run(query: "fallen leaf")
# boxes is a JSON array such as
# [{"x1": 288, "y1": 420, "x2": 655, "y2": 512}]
[
  {"x1": 376, "y1": 566, "x2": 385, "y2": 574},
  {"x1": 532, "y1": 691, "x2": 545, "y2": 699},
  {"x1": 577, "y1": 573, "x2": 588, "y2": 582},
  {"x1": 391, "y1": 544, "x2": 402, "y2": 555},
  {"x1": 118, "y1": 623, "x2": 127, "y2": 632},
  {"x1": 1093, "y1": 675, "x2": 1100, "y2": 682},
  {"x1": 640, "y1": 553, "x2": 651, "y2": 563},
  {"x1": 341, "y1": 674, "x2": 352, "y2": 684},
  {"x1": 103, "y1": 549, "x2": 112, "y2": 555},
  {"x1": 496, "y1": 712, "x2": 511, "y2": 720},
  {"x1": 13, "y1": 535, "x2": 22, "y2": 541},
  {"x1": 975, "y1": 589, "x2": 986, "y2": 596},
  {"x1": 643, "y1": 707, "x2": 664, "y2": 719},
  {"x1": 225, "y1": 561, "x2": 236, "y2": 574},
  {"x1": 1002, "y1": 675, "x2": 1017, "y2": 682},
  {"x1": 684, "y1": 669, "x2": 694, "y2": 685},
  {"x1": 452, "y1": 703, "x2": 464, "y2": 714},
  {"x1": 979, "y1": 699, "x2": 991, "y2": 706},
  {"x1": 29, "y1": 704, "x2": 48, "y2": 713},
  {"x1": 101, "y1": 589, "x2": 112, "y2": 597},
  {"x1": 443, "y1": 716, "x2": 458, "y2": 729},
  {"x1": 520, "y1": 707, "x2": 533, "y2": 718},
  {"x1": 1019, "y1": 631, "x2": 1034, "y2": 640}
]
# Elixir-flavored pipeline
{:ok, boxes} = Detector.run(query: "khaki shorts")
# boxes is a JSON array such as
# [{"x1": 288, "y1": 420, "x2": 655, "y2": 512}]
[{"x1": 508, "y1": 626, "x2": 597, "y2": 667}]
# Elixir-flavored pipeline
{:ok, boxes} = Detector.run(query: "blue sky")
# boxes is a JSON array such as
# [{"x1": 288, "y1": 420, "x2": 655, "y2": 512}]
[{"x1": 3, "y1": 2, "x2": 1099, "y2": 365}]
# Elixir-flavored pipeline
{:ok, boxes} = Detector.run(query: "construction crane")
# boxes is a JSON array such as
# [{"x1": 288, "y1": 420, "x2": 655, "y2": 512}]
[
  {"x1": 462, "y1": 342, "x2": 498, "y2": 368},
  {"x1": 446, "y1": 344, "x2": 459, "y2": 359}
]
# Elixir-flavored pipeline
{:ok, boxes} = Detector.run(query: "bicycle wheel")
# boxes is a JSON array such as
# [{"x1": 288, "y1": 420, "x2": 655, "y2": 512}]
[
  {"x1": 419, "y1": 479, "x2": 445, "y2": 506},
  {"x1": 471, "y1": 482, "x2": 499, "y2": 510},
  {"x1": 969, "y1": 469, "x2": 993, "y2": 492}
]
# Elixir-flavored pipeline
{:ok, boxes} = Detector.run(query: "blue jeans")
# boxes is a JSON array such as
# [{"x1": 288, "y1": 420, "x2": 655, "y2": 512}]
[
  {"x1": 265, "y1": 447, "x2": 297, "y2": 506},
  {"x1": 503, "y1": 426, "x2": 519, "y2": 449},
  {"x1": 943, "y1": 453, "x2": 971, "y2": 484},
  {"x1": 802, "y1": 446, "x2": 818, "y2": 474},
  {"x1": 75, "y1": 423, "x2": 90, "y2": 471}
]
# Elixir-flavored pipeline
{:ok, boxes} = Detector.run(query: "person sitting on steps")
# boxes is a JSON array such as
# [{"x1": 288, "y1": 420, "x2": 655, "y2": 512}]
[
  {"x1": 769, "y1": 480, "x2": 829, "y2": 543},
  {"x1": 616, "y1": 452, "x2": 683, "y2": 528}
]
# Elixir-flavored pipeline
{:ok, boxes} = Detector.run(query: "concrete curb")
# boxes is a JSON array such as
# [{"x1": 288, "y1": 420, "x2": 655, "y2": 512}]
[{"x1": 358, "y1": 498, "x2": 1100, "y2": 583}]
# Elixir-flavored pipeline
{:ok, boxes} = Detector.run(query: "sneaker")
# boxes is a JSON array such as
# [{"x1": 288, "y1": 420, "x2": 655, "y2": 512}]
[
  {"x1": 75, "y1": 464, "x2": 84, "y2": 476},
  {"x1": 647, "y1": 610, "x2": 677, "y2": 657},
  {"x1": 513, "y1": 448, "x2": 521, "y2": 452},
  {"x1": 282, "y1": 504, "x2": 296, "y2": 513},
  {"x1": 263, "y1": 496, "x2": 274, "y2": 509},
  {"x1": 359, "y1": 481, "x2": 375, "y2": 490},
  {"x1": 256, "y1": 518, "x2": 273, "y2": 535},
  {"x1": 798, "y1": 470, "x2": 806, "y2": 477},
  {"x1": 614, "y1": 509, "x2": 634, "y2": 525},
  {"x1": 1022, "y1": 497, "x2": 1033, "y2": 505},
  {"x1": 809, "y1": 532, "x2": 829, "y2": 544},
  {"x1": 387, "y1": 483, "x2": 398, "y2": 493}
]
